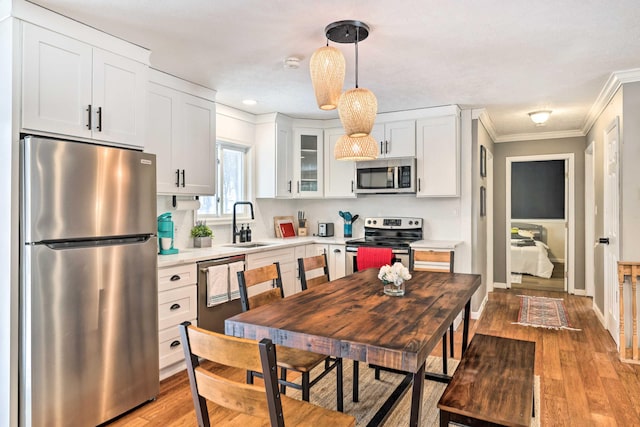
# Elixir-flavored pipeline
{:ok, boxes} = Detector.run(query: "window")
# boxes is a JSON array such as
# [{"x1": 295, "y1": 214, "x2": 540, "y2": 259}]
[{"x1": 197, "y1": 142, "x2": 250, "y2": 220}]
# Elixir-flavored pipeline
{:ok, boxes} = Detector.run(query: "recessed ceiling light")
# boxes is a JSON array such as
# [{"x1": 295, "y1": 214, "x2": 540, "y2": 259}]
[
  {"x1": 284, "y1": 56, "x2": 301, "y2": 69},
  {"x1": 242, "y1": 99, "x2": 257, "y2": 106}
]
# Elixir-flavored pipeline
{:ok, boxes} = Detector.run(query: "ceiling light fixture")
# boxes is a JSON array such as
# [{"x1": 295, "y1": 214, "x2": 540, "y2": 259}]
[
  {"x1": 284, "y1": 56, "x2": 301, "y2": 69},
  {"x1": 528, "y1": 110, "x2": 552, "y2": 125},
  {"x1": 334, "y1": 134, "x2": 378, "y2": 161},
  {"x1": 327, "y1": 20, "x2": 377, "y2": 138},
  {"x1": 309, "y1": 46, "x2": 345, "y2": 110}
]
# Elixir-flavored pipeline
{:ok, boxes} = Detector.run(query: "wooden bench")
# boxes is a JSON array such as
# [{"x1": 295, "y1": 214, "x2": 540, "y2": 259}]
[{"x1": 438, "y1": 334, "x2": 535, "y2": 427}]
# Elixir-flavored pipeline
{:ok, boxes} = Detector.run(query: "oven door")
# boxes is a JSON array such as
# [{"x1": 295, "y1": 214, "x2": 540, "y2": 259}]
[{"x1": 345, "y1": 246, "x2": 410, "y2": 275}]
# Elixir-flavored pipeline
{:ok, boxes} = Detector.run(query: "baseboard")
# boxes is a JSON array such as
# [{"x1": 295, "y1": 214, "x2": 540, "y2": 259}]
[
  {"x1": 493, "y1": 282, "x2": 507, "y2": 289},
  {"x1": 471, "y1": 294, "x2": 488, "y2": 320},
  {"x1": 593, "y1": 301, "x2": 606, "y2": 328},
  {"x1": 572, "y1": 288, "x2": 587, "y2": 296}
]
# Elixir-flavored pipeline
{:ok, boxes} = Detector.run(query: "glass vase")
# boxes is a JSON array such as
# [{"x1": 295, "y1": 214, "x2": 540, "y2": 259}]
[{"x1": 383, "y1": 278, "x2": 405, "y2": 296}]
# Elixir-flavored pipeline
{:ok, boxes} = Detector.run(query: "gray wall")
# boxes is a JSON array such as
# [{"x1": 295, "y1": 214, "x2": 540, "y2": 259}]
[
  {"x1": 621, "y1": 83, "x2": 640, "y2": 262},
  {"x1": 492, "y1": 136, "x2": 587, "y2": 289}
]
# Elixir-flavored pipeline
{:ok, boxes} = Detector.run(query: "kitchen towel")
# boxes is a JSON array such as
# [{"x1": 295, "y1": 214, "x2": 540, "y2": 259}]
[
  {"x1": 206, "y1": 264, "x2": 229, "y2": 307},
  {"x1": 357, "y1": 247, "x2": 393, "y2": 271},
  {"x1": 228, "y1": 261, "x2": 244, "y2": 301}
]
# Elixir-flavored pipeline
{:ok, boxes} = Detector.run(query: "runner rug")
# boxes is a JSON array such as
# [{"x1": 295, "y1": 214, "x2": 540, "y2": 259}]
[{"x1": 515, "y1": 294, "x2": 580, "y2": 330}]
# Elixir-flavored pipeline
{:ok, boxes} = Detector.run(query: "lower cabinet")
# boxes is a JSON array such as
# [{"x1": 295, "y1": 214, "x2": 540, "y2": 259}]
[
  {"x1": 246, "y1": 246, "x2": 308, "y2": 297},
  {"x1": 157, "y1": 263, "x2": 197, "y2": 380},
  {"x1": 307, "y1": 243, "x2": 346, "y2": 280}
]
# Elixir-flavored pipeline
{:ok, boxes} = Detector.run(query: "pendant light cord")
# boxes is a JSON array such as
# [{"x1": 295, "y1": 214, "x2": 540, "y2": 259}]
[{"x1": 355, "y1": 26, "x2": 359, "y2": 88}]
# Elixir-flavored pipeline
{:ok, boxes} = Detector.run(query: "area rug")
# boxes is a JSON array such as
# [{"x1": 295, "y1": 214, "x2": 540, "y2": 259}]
[
  {"x1": 514, "y1": 294, "x2": 580, "y2": 330},
  {"x1": 287, "y1": 357, "x2": 540, "y2": 426}
]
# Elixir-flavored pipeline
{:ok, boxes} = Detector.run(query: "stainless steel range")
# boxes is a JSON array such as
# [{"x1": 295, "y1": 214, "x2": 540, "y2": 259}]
[{"x1": 345, "y1": 217, "x2": 423, "y2": 275}]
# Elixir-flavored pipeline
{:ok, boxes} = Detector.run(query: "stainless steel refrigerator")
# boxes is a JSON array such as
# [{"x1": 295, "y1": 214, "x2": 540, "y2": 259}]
[{"x1": 20, "y1": 136, "x2": 159, "y2": 427}]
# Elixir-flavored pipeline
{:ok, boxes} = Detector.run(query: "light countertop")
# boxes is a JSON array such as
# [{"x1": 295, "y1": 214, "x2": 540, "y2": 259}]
[
  {"x1": 158, "y1": 236, "x2": 347, "y2": 268},
  {"x1": 410, "y1": 240, "x2": 462, "y2": 250}
]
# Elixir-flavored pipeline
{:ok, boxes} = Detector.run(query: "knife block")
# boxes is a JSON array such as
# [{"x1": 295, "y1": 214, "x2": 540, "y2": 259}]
[{"x1": 298, "y1": 219, "x2": 308, "y2": 236}]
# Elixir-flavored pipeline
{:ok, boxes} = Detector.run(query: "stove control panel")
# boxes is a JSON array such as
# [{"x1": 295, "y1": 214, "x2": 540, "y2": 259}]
[{"x1": 364, "y1": 217, "x2": 422, "y2": 229}]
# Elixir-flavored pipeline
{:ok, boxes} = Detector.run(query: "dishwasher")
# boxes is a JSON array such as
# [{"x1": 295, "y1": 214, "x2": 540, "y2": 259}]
[{"x1": 197, "y1": 254, "x2": 245, "y2": 333}]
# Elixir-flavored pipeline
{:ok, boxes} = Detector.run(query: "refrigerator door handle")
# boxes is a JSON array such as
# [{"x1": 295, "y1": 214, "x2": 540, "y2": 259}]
[{"x1": 44, "y1": 235, "x2": 152, "y2": 250}]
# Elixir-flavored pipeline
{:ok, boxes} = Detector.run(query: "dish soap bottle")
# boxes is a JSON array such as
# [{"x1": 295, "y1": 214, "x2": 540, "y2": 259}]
[
  {"x1": 246, "y1": 224, "x2": 252, "y2": 242},
  {"x1": 239, "y1": 224, "x2": 246, "y2": 242}
]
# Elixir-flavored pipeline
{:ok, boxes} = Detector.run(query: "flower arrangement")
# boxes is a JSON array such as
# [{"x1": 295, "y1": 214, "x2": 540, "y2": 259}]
[{"x1": 378, "y1": 262, "x2": 412, "y2": 285}]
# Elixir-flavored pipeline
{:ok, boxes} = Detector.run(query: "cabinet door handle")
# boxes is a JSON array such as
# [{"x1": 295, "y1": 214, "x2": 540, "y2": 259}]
[
  {"x1": 169, "y1": 340, "x2": 181, "y2": 349},
  {"x1": 418, "y1": 178, "x2": 421, "y2": 192},
  {"x1": 170, "y1": 303, "x2": 181, "y2": 311},
  {"x1": 86, "y1": 105, "x2": 92, "y2": 130},
  {"x1": 380, "y1": 141, "x2": 384, "y2": 155},
  {"x1": 96, "y1": 107, "x2": 102, "y2": 132},
  {"x1": 385, "y1": 140, "x2": 389, "y2": 154},
  {"x1": 333, "y1": 248, "x2": 342, "y2": 253},
  {"x1": 181, "y1": 169, "x2": 186, "y2": 187},
  {"x1": 297, "y1": 181, "x2": 300, "y2": 193},
  {"x1": 170, "y1": 274, "x2": 181, "y2": 281},
  {"x1": 288, "y1": 180, "x2": 292, "y2": 193},
  {"x1": 175, "y1": 169, "x2": 180, "y2": 187},
  {"x1": 351, "y1": 181, "x2": 354, "y2": 193}
]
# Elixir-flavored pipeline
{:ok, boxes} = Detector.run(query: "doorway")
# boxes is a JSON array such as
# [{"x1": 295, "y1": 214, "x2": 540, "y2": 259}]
[{"x1": 505, "y1": 154, "x2": 575, "y2": 293}]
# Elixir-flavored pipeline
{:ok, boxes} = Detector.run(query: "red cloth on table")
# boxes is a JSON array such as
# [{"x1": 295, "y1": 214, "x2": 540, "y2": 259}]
[{"x1": 356, "y1": 247, "x2": 393, "y2": 271}]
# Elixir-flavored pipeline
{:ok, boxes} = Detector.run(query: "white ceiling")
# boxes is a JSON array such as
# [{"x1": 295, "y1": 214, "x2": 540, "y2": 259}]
[{"x1": 28, "y1": 0, "x2": 640, "y2": 141}]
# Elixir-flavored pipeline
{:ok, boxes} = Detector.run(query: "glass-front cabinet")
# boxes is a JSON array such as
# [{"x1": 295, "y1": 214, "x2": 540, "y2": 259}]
[{"x1": 293, "y1": 128, "x2": 323, "y2": 198}]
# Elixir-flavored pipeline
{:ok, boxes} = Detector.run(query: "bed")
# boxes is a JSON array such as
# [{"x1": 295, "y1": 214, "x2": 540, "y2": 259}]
[{"x1": 510, "y1": 223, "x2": 554, "y2": 279}]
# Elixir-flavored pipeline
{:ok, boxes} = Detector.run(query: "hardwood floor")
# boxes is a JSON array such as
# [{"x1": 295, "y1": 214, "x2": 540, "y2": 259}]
[{"x1": 108, "y1": 289, "x2": 640, "y2": 426}]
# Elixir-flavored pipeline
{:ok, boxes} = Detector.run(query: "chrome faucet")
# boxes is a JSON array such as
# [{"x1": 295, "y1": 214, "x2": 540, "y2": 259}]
[{"x1": 232, "y1": 201, "x2": 255, "y2": 243}]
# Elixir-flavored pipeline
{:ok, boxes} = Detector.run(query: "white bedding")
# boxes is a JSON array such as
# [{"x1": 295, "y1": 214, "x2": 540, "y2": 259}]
[{"x1": 510, "y1": 240, "x2": 554, "y2": 279}]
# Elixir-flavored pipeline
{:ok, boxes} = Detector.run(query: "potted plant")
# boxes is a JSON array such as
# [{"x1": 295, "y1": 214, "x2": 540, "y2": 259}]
[{"x1": 191, "y1": 221, "x2": 213, "y2": 247}]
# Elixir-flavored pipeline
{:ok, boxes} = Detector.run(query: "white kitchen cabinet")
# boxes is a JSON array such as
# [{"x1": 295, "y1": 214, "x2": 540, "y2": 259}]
[
  {"x1": 293, "y1": 128, "x2": 324, "y2": 198},
  {"x1": 255, "y1": 113, "x2": 294, "y2": 198},
  {"x1": 324, "y1": 127, "x2": 356, "y2": 198},
  {"x1": 370, "y1": 120, "x2": 416, "y2": 159},
  {"x1": 157, "y1": 263, "x2": 197, "y2": 380},
  {"x1": 416, "y1": 113, "x2": 460, "y2": 197},
  {"x1": 146, "y1": 71, "x2": 217, "y2": 195},
  {"x1": 328, "y1": 244, "x2": 346, "y2": 280},
  {"x1": 22, "y1": 23, "x2": 147, "y2": 148}
]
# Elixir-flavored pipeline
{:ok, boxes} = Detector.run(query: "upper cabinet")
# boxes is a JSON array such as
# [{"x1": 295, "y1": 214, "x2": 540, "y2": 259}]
[
  {"x1": 416, "y1": 111, "x2": 460, "y2": 197},
  {"x1": 146, "y1": 71, "x2": 217, "y2": 195},
  {"x1": 22, "y1": 23, "x2": 147, "y2": 148},
  {"x1": 293, "y1": 128, "x2": 323, "y2": 198},
  {"x1": 370, "y1": 120, "x2": 416, "y2": 158},
  {"x1": 255, "y1": 116, "x2": 323, "y2": 199},
  {"x1": 324, "y1": 127, "x2": 356, "y2": 198}
]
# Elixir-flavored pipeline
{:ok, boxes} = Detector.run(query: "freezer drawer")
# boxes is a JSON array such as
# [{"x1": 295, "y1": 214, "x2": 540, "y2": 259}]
[{"x1": 21, "y1": 238, "x2": 159, "y2": 427}]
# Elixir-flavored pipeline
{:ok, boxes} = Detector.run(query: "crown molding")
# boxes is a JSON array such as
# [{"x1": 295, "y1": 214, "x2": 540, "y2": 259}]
[
  {"x1": 471, "y1": 108, "x2": 498, "y2": 142},
  {"x1": 581, "y1": 68, "x2": 640, "y2": 135},
  {"x1": 496, "y1": 129, "x2": 585, "y2": 143}
]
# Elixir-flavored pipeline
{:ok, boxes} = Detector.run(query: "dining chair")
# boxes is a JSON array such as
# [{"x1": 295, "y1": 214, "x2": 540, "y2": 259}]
[
  {"x1": 298, "y1": 253, "x2": 330, "y2": 290},
  {"x1": 413, "y1": 249, "x2": 456, "y2": 374},
  {"x1": 179, "y1": 322, "x2": 355, "y2": 427},
  {"x1": 237, "y1": 262, "x2": 344, "y2": 412}
]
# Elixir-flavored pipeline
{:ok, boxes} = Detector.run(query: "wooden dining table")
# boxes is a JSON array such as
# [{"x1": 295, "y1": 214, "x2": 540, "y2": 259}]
[{"x1": 225, "y1": 268, "x2": 481, "y2": 426}]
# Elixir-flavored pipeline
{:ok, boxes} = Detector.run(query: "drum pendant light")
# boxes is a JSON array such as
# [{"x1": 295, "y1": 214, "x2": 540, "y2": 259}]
[
  {"x1": 310, "y1": 45, "x2": 345, "y2": 110},
  {"x1": 334, "y1": 134, "x2": 378, "y2": 161}
]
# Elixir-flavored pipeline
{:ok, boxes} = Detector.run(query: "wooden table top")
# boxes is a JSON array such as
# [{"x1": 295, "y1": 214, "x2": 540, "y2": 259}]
[
  {"x1": 225, "y1": 269, "x2": 481, "y2": 373},
  {"x1": 438, "y1": 334, "x2": 536, "y2": 427}
]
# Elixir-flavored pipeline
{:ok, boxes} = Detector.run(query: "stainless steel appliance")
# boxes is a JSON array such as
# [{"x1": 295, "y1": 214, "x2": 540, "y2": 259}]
[
  {"x1": 345, "y1": 217, "x2": 423, "y2": 275},
  {"x1": 20, "y1": 136, "x2": 159, "y2": 427},
  {"x1": 318, "y1": 222, "x2": 334, "y2": 237},
  {"x1": 355, "y1": 157, "x2": 416, "y2": 194},
  {"x1": 197, "y1": 255, "x2": 245, "y2": 333}
]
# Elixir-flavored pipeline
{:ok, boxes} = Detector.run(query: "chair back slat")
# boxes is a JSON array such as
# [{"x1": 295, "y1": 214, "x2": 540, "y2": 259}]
[
  {"x1": 248, "y1": 287, "x2": 283, "y2": 309},
  {"x1": 186, "y1": 324, "x2": 263, "y2": 372},
  {"x1": 194, "y1": 367, "x2": 272, "y2": 419},
  {"x1": 298, "y1": 254, "x2": 330, "y2": 291},
  {"x1": 413, "y1": 250, "x2": 454, "y2": 272}
]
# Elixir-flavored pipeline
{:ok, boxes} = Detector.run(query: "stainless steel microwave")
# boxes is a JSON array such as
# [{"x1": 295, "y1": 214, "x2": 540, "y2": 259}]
[{"x1": 355, "y1": 158, "x2": 416, "y2": 194}]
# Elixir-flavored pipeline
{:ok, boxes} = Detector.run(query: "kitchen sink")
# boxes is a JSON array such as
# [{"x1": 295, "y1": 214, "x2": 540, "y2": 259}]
[{"x1": 222, "y1": 242, "x2": 275, "y2": 248}]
